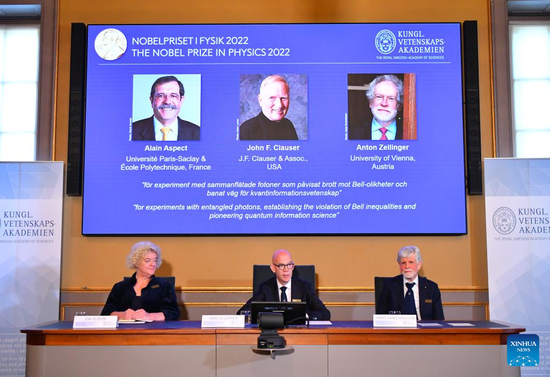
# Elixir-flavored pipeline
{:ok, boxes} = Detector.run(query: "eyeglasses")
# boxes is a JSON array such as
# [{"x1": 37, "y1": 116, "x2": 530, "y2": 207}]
[
  {"x1": 273, "y1": 262, "x2": 295, "y2": 270},
  {"x1": 373, "y1": 94, "x2": 397, "y2": 104},
  {"x1": 154, "y1": 93, "x2": 181, "y2": 100}
]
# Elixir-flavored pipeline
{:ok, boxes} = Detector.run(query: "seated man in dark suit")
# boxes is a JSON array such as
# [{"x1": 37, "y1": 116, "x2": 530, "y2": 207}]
[
  {"x1": 132, "y1": 75, "x2": 200, "y2": 141},
  {"x1": 237, "y1": 249, "x2": 330, "y2": 320},
  {"x1": 377, "y1": 245, "x2": 444, "y2": 320}
]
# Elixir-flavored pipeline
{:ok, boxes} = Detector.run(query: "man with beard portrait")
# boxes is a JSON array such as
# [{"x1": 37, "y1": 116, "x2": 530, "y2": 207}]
[{"x1": 349, "y1": 74, "x2": 404, "y2": 140}]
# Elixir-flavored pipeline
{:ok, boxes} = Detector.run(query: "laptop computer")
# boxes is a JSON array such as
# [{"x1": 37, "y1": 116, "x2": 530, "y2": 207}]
[{"x1": 251, "y1": 301, "x2": 307, "y2": 325}]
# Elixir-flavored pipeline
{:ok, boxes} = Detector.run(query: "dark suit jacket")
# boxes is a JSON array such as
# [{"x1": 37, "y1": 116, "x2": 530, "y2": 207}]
[
  {"x1": 132, "y1": 116, "x2": 200, "y2": 141},
  {"x1": 349, "y1": 117, "x2": 403, "y2": 140},
  {"x1": 377, "y1": 274, "x2": 444, "y2": 320},
  {"x1": 237, "y1": 277, "x2": 331, "y2": 320},
  {"x1": 101, "y1": 273, "x2": 180, "y2": 320}
]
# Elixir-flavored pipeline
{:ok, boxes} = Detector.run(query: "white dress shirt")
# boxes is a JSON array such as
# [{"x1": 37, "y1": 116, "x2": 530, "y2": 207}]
[{"x1": 276, "y1": 279, "x2": 292, "y2": 302}]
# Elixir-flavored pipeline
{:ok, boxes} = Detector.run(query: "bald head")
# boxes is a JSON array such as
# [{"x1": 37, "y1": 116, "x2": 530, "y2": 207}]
[
  {"x1": 272, "y1": 249, "x2": 291, "y2": 263},
  {"x1": 270, "y1": 249, "x2": 294, "y2": 285}
]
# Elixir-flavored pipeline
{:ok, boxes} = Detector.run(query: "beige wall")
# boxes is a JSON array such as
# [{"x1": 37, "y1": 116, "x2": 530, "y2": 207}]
[{"x1": 56, "y1": 0, "x2": 493, "y2": 291}]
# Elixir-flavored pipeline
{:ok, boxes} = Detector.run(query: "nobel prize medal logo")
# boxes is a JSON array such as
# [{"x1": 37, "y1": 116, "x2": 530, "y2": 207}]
[
  {"x1": 493, "y1": 207, "x2": 516, "y2": 235},
  {"x1": 95, "y1": 28, "x2": 127, "y2": 61},
  {"x1": 375, "y1": 29, "x2": 397, "y2": 55}
]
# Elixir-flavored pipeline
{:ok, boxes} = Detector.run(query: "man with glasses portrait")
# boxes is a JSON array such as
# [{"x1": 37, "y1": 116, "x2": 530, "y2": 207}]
[
  {"x1": 132, "y1": 75, "x2": 200, "y2": 141},
  {"x1": 349, "y1": 74, "x2": 405, "y2": 140},
  {"x1": 237, "y1": 249, "x2": 330, "y2": 320}
]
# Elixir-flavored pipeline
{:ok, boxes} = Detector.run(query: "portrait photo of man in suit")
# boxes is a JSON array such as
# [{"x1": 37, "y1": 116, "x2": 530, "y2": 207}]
[
  {"x1": 377, "y1": 245, "x2": 444, "y2": 320},
  {"x1": 132, "y1": 75, "x2": 200, "y2": 141},
  {"x1": 239, "y1": 74, "x2": 308, "y2": 140},
  {"x1": 237, "y1": 249, "x2": 330, "y2": 320},
  {"x1": 348, "y1": 73, "x2": 417, "y2": 140}
]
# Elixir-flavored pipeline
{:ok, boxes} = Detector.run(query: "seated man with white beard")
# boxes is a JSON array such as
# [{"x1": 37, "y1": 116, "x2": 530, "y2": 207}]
[
  {"x1": 350, "y1": 74, "x2": 404, "y2": 140},
  {"x1": 377, "y1": 246, "x2": 444, "y2": 320}
]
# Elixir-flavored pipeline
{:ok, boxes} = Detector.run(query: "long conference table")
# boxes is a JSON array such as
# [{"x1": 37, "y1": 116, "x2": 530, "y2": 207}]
[{"x1": 22, "y1": 320, "x2": 524, "y2": 377}]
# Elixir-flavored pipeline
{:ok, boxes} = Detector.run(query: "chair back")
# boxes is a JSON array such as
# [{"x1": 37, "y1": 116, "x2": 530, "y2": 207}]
[
  {"x1": 374, "y1": 276, "x2": 390, "y2": 314},
  {"x1": 252, "y1": 265, "x2": 316, "y2": 293}
]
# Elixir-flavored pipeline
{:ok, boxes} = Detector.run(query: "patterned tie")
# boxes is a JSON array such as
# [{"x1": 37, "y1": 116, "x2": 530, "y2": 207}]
[
  {"x1": 160, "y1": 126, "x2": 171, "y2": 141},
  {"x1": 380, "y1": 127, "x2": 388, "y2": 140},
  {"x1": 280, "y1": 286, "x2": 288, "y2": 302},
  {"x1": 403, "y1": 282, "x2": 416, "y2": 316}
]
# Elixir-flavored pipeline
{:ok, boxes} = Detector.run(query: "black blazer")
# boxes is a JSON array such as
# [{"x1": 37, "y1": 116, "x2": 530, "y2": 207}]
[
  {"x1": 239, "y1": 112, "x2": 298, "y2": 140},
  {"x1": 132, "y1": 116, "x2": 200, "y2": 141},
  {"x1": 377, "y1": 274, "x2": 444, "y2": 320},
  {"x1": 101, "y1": 273, "x2": 180, "y2": 320},
  {"x1": 237, "y1": 277, "x2": 331, "y2": 320}
]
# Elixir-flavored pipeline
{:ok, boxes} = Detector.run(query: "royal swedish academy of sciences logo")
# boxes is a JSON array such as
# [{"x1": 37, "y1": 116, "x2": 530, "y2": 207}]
[
  {"x1": 493, "y1": 207, "x2": 516, "y2": 235},
  {"x1": 375, "y1": 29, "x2": 397, "y2": 55}
]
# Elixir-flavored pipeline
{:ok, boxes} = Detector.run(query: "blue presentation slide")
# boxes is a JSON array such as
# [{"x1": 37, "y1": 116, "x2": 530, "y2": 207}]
[{"x1": 82, "y1": 23, "x2": 466, "y2": 235}]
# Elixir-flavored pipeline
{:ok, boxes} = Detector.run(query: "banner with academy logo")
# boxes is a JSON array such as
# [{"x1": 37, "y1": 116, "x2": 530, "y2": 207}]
[
  {"x1": 485, "y1": 158, "x2": 550, "y2": 376},
  {"x1": 0, "y1": 162, "x2": 63, "y2": 377},
  {"x1": 373, "y1": 27, "x2": 447, "y2": 61}
]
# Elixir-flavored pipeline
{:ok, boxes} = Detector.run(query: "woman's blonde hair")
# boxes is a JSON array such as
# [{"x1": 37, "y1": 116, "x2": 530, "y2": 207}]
[{"x1": 126, "y1": 241, "x2": 162, "y2": 269}]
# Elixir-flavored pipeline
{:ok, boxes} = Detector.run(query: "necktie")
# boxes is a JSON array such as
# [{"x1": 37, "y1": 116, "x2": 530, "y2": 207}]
[
  {"x1": 280, "y1": 286, "x2": 288, "y2": 302},
  {"x1": 403, "y1": 282, "x2": 416, "y2": 316},
  {"x1": 380, "y1": 127, "x2": 388, "y2": 140},
  {"x1": 160, "y1": 126, "x2": 171, "y2": 141}
]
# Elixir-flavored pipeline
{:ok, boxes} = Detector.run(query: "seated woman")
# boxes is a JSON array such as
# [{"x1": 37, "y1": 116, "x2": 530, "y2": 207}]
[{"x1": 101, "y1": 241, "x2": 180, "y2": 321}]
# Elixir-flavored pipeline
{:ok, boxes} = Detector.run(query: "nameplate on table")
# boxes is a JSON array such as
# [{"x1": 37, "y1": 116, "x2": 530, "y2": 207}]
[
  {"x1": 373, "y1": 314, "x2": 417, "y2": 328},
  {"x1": 201, "y1": 315, "x2": 245, "y2": 328},
  {"x1": 73, "y1": 315, "x2": 118, "y2": 329}
]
